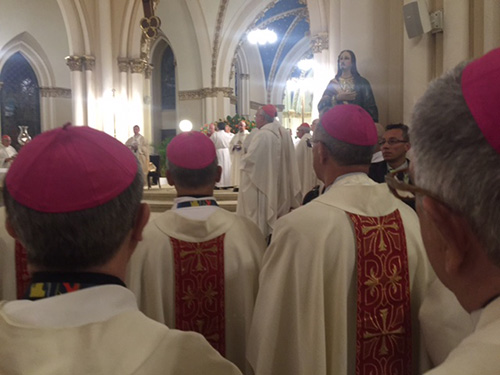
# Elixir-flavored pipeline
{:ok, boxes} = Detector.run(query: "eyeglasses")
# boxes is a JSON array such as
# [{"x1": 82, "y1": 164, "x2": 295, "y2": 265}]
[
  {"x1": 385, "y1": 168, "x2": 440, "y2": 203},
  {"x1": 378, "y1": 139, "x2": 408, "y2": 146}
]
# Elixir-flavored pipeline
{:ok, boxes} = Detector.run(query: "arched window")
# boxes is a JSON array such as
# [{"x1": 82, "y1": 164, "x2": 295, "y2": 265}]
[
  {"x1": 0, "y1": 52, "x2": 41, "y2": 148},
  {"x1": 161, "y1": 45, "x2": 176, "y2": 111}
]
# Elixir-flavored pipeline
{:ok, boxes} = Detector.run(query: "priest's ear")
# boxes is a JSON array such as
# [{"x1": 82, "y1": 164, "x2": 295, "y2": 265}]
[
  {"x1": 420, "y1": 196, "x2": 470, "y2": 276},
  {"x1": 166, "y1": 169, "x2": 175, "y2": 186},
  {"x1": 215, "y1": 165, "x2": 222, "y2": 183}
]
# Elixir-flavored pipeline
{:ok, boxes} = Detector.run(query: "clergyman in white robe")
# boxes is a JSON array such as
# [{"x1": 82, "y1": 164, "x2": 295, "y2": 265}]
[
  {"x1": 229, "y1": 129, "x2": 249, "y2": 188},
  {"x1": 295, "y1": 132, "x2": 318, "y2": 198},
  {"x1": 237, "y1": 118, "x2": 301, "y2": 238},
  {"x1": 127, "y1": 201, "x2": 264, "y2": 374},
  {"x1": 247, "y1": 174, "x2": 433, "y2": 375},
  {"x1": 211, "y1": 129, "x2": 233, "y2": 188}
]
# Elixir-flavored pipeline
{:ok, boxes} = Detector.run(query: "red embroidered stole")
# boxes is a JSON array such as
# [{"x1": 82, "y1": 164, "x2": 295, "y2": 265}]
[
  {"x1": 15, "y1": 240, "x2": 30, "y2": 299},
  {"x1": 171, "y1": 235, "x2": 226, "y2": 356},
  {"x1": 347, "y1": 210, "x2": 412, "y2": 375}
]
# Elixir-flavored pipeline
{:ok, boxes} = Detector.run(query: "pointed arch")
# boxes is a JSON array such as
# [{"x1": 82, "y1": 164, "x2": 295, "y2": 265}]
[{"x1": 0, "y1": 32, "x2": 55, "y2": 87}]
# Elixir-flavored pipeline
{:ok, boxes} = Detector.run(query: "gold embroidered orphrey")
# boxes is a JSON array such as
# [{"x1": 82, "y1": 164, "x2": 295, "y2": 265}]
[
  {"x1": 347, "y1": 210, "x2": 412, "y2": 375},
  {"x1": 171, "y1": 234, "x2": 226, "y2": 356}
]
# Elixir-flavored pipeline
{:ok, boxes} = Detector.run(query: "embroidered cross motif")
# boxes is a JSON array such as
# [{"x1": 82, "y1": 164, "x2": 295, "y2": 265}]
[
  {"x1": 171, "y1": 235, "x2": 226, "y2": 356},
  {"x1": 348, "y1": 210, "x2": 412, "y2": 375}
]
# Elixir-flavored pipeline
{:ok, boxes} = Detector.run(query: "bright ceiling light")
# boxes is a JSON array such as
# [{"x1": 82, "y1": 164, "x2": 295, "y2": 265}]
[
  {"x1": 247, "y1": 28, "x2": 278, "y2": 45},
  {"x1": 179, "y1": 119, "x2": 193, "y2": 132},
  {"x1": 297, "y1": 59, "x2": 314, "y2": 72}
]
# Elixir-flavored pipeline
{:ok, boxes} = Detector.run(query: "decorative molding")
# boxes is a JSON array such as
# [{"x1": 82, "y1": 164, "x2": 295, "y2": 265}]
[
  {"x1": 82, "y1": 55, "x2": 95, "y2": 71},
  {"x1": 130, "y1": 58, "x2": 147, "y2": 74},
  {"x1": 250, "y1": 101, "x2": 284, "y2": 111},
  {"x1": 117, "y1": 57, "x2": 130, "y2": 73},
  {"x1": 178, "y1": 89, "x2": 205, "y2": 101},
  {"x1": 311, "y1": 33, "x2": 329, "y2": 53},
  {"x1": 145, "y1": 64, "x2": 154, "y2": 79},
  {"x1": 211, "y1": 0, "x2": 230, "y2": 87},
  {"x1": 178, "y1": 87, "x2": 234, "y2": 101},
  {"x1": 40, "y1": 87, "x2": 72, "y2": 98},
  {"x1": 65, "y1": 55, "x2": 83, "y2": 72},
  {"x1": 240, "y1": 73, "x2": 250, "y2": 80}
]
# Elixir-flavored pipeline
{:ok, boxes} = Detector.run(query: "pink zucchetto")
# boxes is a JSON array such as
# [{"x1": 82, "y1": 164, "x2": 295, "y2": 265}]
[
  {"x1": 167, "y1": 131, "x2": 216, "y2": 170},
  {"x1": 462, "y1": 47, "x2": 500, "y2": 154},
  {"x1": 262, "y1": 105, "x2": 277, "y2": 118},
  {"x1": 320, "y1": 104, "x2": 377, "y2": 146},
  {"x1": 5, "y1": 124, "x2": 138, "y2": 213}
]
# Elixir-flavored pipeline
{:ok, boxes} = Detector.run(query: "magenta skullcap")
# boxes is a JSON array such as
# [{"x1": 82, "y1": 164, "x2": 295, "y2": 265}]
[
  {"x1": 320, "y1": 104, "x2": 377, "y2": 146},
  {"x1": 462, "y1": 47, "x2": 500, "y2": 154},
  {"x1": 262, "y1": 105, "x2": 277, "y2": 118},
  {"x1": 5, "y1": 125, "x2": 138, "y2": 213},
  {"x1": 167, "y1": 131, "x2": 216, "y2": 170}
]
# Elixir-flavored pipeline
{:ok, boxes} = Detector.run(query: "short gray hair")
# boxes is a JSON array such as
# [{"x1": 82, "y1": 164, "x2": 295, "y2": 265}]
[
  {"x1": 4, "y1": 170, "x2": 144, "y2": 271},
  {"x1": 312, "y1": 121, "x2": 374, "y2": 166},
  {"x1": 167, "y1": 158, "x2": 219, "y2": 189},
  {"x1": 411, "y1": 61, "x2": 500, "y2": 265}
]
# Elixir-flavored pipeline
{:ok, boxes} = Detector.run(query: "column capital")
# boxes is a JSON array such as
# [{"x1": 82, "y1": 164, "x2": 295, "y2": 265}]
[
  {"x1": 145, "y1": 64, "x2": 154, "y2": 79},
  {"x1": 117, "y1": 57, "x2": 130, "y2": 73},
  {"x1": 130, "y1": 59, "x2": 147, "y2": 74},
  {"x1": 82, "y1": 55, "x2": 96, "y2": 71},
  {"x1": 65, "y1": 55, "x2": 83, "y2": 72},
  {"x1": 311, "y1": 33, "x2": 329, "y2": 53}
]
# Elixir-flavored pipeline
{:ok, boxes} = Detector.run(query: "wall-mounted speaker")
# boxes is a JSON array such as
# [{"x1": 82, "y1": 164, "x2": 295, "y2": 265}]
[{"x1": 403, "y1": 0, "x2": 432, "y2": 39}]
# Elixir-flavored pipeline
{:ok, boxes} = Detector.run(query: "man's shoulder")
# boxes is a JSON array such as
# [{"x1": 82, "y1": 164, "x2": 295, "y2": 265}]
[{"x1": 368, "y1": 161, "x2": 388, "y2": 183}]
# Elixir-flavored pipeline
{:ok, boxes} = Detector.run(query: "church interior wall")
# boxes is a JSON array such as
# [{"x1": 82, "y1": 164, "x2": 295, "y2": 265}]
[{"x1": 1, "y1": 0, "x2": 499, "y2": 143}]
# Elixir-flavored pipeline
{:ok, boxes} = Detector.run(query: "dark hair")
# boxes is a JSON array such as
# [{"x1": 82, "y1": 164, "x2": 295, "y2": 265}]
[
  {"x1": 313, "y1": 122, "x2": 374, "y2": 166},
  {"x1": 217, "y1": 122, "x2": 226, "y2": 131},
  {"x1": 167, "y1": 158, "x2": 219, "y2": 189},
  {"x1": 335, "y1": 50, "x2": 361, "y2": 80},
  {"x1": 4, "y1": 169, "x2": 144, "y2": 271},
  {"x1": 385, "y1": 123, "x2": 410, "y2": 142}
]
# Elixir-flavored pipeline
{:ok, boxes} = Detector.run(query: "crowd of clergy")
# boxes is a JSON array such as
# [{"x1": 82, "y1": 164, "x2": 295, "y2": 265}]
[{"x1": 1, "y1": 47, "x2": 500, "y2": 375}]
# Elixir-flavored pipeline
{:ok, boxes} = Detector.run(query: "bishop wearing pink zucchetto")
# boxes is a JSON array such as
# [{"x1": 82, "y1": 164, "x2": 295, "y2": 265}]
[
  {"x1": 237, "y1": 105, "x2": 302, "y2": 240},
  {"x1": 127, "y1": 130, "x2": 265, "y2": 375},
  {"x1": 0, "y1": 125, "x2": 242, "y2": 375}
]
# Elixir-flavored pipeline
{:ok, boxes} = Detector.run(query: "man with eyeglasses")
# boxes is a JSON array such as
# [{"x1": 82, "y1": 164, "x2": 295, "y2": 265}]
[
  {"x1": 401, "y1": 47, "x2": 500, "y2": 375},
  {"x1": 247, "y1": 104, "x2": 432, "y2": 375},
  {"x1": 369, "y1": 123, "x2": 411, "y2": 184}
]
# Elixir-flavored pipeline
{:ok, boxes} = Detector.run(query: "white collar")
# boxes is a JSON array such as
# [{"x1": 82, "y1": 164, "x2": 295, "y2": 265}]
[{"x1": 2, "y1": 285, "x2": 137, "y2": 328}]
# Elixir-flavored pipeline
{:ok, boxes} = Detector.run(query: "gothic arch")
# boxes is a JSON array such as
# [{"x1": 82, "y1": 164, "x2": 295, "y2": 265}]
[
  {"x1": 270, "y1": 37, "x2": 311, "y2": 105},
  {"x1": 0, "y1": 32, "x2": 56, "y2": 131},
  {"x1": 56, "y1": 0, "x2": 91, "y2": 54}
]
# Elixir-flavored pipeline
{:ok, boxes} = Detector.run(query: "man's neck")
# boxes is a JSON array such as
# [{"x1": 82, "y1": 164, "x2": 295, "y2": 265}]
[{"x1": 387, "y1": 158, "x2": 407, "y2": 170}]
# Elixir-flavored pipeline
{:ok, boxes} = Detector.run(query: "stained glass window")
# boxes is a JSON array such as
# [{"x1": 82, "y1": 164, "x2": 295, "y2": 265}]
[
  {"x1": 161, "y1": 45, "x2": 176, "y2": 110},
  {"x1": 0, "y1": 52, "x2": 41, "y2": 149}
]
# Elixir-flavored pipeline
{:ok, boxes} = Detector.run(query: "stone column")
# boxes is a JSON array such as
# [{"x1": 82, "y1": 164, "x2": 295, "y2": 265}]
[
  {"x1": 117, "y1": 57, "x2": 130, "y2": 141},
  {"x1": 65, "y1": 55, "x2": 85, "y2": 126},
  {"x1": 143, "y1": 64, "x2": 154, "y2": 145},
  {"x1": 484, "y1": 0, "x2": 500, "y2": 53},
  {"x1": 83, "y1": 56, "x2": 96, "y2": 128},
  {"x1": 130, "y1": 59, "x2": 147, "y2": 133},
  {"x1": 443, "y1": 0, "x2": 469, "y2": 71},
  {"x1": 239, "y1": 73, "x2": 250, "y2": 118}
]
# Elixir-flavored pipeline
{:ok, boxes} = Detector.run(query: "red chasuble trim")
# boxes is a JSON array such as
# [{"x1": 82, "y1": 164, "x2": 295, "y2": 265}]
[
  {"x1": 15, "y1": 240, "x2": 31, "y2": 299},
  {"x1": 171, "y1": 235, "x2": 226, "y2": 356},
  {"x1": 347, "y1": 210, "x2": 412, "y2": 375}
]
